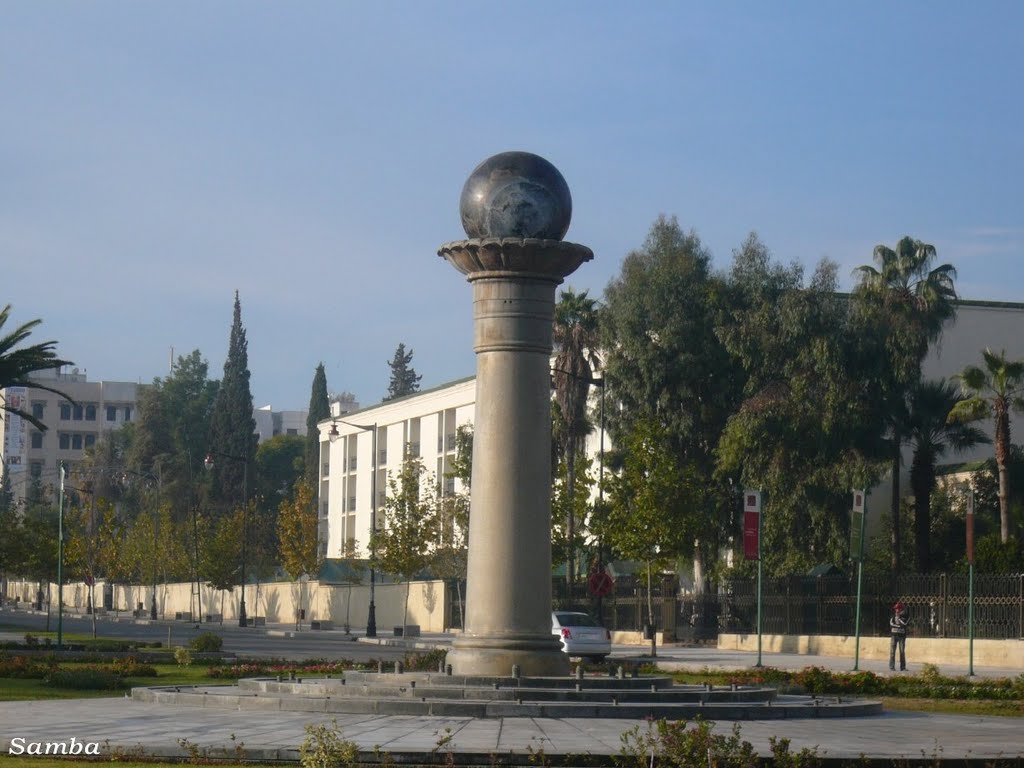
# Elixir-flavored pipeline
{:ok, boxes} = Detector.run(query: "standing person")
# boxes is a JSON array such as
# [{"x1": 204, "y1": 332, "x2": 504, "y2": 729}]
[{"x1": 889, "y1": 601, "x2": 909, "y2": 671}]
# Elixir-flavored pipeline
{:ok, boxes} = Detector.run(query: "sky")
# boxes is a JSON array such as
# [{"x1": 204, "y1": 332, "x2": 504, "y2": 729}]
[{"x1": 3, "y1": 2, "x2": 1022, "y2": 410}]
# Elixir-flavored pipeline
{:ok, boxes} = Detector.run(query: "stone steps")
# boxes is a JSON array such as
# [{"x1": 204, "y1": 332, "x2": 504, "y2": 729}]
[{"x1": 132, "y1": 672, "x2": 882, "y2": 720}]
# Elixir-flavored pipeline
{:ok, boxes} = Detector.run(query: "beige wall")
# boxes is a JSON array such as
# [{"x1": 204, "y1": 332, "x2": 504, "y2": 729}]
[
  {"x1": 4, "y1": 577, "x2": 450, "y2": 633},
  {"x1": 718, "y1": 632, "x2": 1024, "y2": 668}
]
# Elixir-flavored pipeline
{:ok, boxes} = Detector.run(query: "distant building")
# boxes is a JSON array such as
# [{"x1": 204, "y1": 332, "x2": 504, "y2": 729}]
[
  {"x1": 253, "y1": 405, "x2": 309, "y2": 443},
  {"x1": 0, "y1": 368, "x2": 138, "y2": 505}
]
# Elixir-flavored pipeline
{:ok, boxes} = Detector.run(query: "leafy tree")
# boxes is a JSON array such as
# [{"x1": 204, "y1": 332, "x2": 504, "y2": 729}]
[
  {"x1": 254, "y1": 432, "x2": 305, "y2": 561},
  {"x1": 208, "y1": 292, "x2": 257, "y2": 513},
  {"x1": 717, "y1": 250, "x2": 886, "y2": 573},
  {"x1": 904, "y1": 379, "x2": 988, "y2": 571},
  {"x1": 200, "y1": 506, "x2": 245, "y2": 621},
  {"x1": 950, "y1": 348, "x2": 1024, "y2": 543},
  {"x1": 433, "y1": 424, "x2": 472, "y2": 628},
  {"x1": 600, "y1": 216, "x2": 742, "y2": 589},
  {"x1": 551, "y1": 453, "x2": 595, "y2": 587},
  {"x1": 277, "y1": 483, "x2": 322, "y2": 629},
  {"x1": 304, "y1": 363, "x2": 331, "y2": 489},
  {"x1": 0, "y1": 464, "x2": 21, "y2": 580},
  {"x1": 600, "y1": 419, "x2": 697, "y2": 656},
  {"x1": 0, "y1": 304, "x2": 73, "y2": 430},
  {"x1": 384, "y1": 343, "x2": 422, "y2": 401},
  {"x1": 972, "y1": 444, "x2": 1024, "y2": 543},
  {"x1": 374, "y1": 455, "x2": 437, "y2": 633},
  {"x1": 552, "y1": 288, "x2": 600, "y2": 589},
  {"x1": 852, "y1": 236, "x2": 958, "y2": 571}
]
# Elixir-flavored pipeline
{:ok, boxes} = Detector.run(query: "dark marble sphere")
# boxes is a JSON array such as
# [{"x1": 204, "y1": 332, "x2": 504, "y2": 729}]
[{"x1": 460, "y1": 151, "x2": 572, "y2": 241}]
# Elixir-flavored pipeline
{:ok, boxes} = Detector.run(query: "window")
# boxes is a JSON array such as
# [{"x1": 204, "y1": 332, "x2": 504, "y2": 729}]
[
  {"x1": 379, "y1": 449, "x2": 388, "y2": 465},
  {"x1": 85, "y1": 434, "x2": 96, "y2": 448},
  {"x1": 72, "y1": 434, "x2": 83, "y2": 450},
  {"x1": 123, "y1": 406, "x2": 132, "y2": 421},
  {"x1": 31, "y1": 432, "x2": 43, "y2": 449},
  {"x1": 347, "y1": 496, "x2": 356, "y2": 512},
  {"x1": 444, "y1": 477, "x2": 456, "y2": 495},
  {"x1": 60, "y1": 403, "x2": 71, "y2": 420},
  {"x1": 322, "y1": 462, "x2": 329, "y2": 477},
  {"x1": 32, "y1": 402, "x2": 44, "y2": 420},
  {"x1": 321, "y1": 501, "x2": 329, "y2": 518},
  {"x1": 348, "y1": 457, "x2": 357, "y2": 471},
  {"x1": 286, "y1": 428, "x2": 298, "y2": 436},
  {"x1": 446, "y1": 434, "x2": 457, "y2": 451},
  {"x1": 73, "y1": 404, "x2": 83, "y2": 421},
  {"x1": 106, "y1": 406, "x2": 117, "y2": 422},
  {"x1": 85, "y1": 405, "x2": 96, "y2": 421},
  {"x1": 30, "y1": 462, "x2": 43, "y2": 478},
  {"x1": 59, "y1": 433, "x2": 70, "y2": 450},
  {"x1": 409, "y1": 441, "x2": 421, "y2": 457}
]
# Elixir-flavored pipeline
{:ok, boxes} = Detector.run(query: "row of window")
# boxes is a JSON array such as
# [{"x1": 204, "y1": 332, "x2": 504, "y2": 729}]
[
  {"x1": 53, "y1": 403, "x2": 132, "y2": 422},
  {"x1": 29, "y1": 432, "x2": 97, "y2": 451}
]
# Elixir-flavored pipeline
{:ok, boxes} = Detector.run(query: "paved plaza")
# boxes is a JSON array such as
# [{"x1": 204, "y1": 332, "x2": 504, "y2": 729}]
[{"x1": 2, "y1": 609, "x2": 1022, "y2": 762}]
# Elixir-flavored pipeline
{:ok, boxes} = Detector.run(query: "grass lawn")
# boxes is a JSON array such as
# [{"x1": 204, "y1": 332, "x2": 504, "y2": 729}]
[
  {"x1": 0, "y1": 664, "x2": 222, "y2": 701},
  {"x1": 0, "y1": 761, "x2": 248, "y2": 768}
]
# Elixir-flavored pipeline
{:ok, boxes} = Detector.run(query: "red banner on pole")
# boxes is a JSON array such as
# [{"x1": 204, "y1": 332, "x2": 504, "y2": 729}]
[
  {"x1": 743, "y1": 490, "x2": 761, "y2": 560},
  {"x1": 966, "y1": 493, "x2": 975, "y2": 565}
]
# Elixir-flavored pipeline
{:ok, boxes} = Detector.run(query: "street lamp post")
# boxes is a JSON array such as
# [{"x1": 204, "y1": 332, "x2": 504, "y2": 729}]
[
  {"x1": 57, "y1": 462, "x2": 65, "y2": 651},
  {"x1": 204, "y1": 451, "x2": 249, "y2": 627},
  {"x1": 118, "y1": 466, "x2": 164, "y2": 620},
  {"x1": 329, "y1": 419, "x2": 378, "y2": 638}
]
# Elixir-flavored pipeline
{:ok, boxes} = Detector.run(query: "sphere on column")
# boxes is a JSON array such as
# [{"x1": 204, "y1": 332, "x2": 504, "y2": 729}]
[{"x1": 460, "y1": 151, "x2": 572, "y2": 241}]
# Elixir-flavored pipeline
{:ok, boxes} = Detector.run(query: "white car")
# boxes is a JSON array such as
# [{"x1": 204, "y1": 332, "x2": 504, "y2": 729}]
[{"x1": 551, "y1": 611, "x2": 611, "y2": 662}]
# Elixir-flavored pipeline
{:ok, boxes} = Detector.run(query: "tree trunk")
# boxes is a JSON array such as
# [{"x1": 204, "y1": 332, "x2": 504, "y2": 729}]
[
  {"x1": 910, "y1": 451, "x2": 933, "y2": 573},
  {"x1": 996, "y1": 405, "x2": 1010, "y2": 543},
  {"x1": 890, "y1": 443, "x2": 901, "y2": 572},
  {"x1": 403, "y1": 579, "x2": 411, "y2": 636},
  {"x1": 566, "y1": 449, "x2": 576, "y2": 591},
  {"x1": 646, "y1": 560, "x2": 656, "y2": 658}
]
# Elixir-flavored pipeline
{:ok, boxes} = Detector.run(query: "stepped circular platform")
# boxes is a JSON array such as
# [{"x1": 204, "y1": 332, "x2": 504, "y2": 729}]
[{"x1": 133, "y1": 668, "x2": 882, "y2": 720}]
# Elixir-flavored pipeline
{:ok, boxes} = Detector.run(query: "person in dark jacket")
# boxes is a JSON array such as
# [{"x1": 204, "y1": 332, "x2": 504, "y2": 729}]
[{"x1": 889, "y1": 601, "x2": 909, "y2": 671}]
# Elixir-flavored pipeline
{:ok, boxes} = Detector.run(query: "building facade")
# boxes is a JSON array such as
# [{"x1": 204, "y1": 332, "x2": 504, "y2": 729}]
[
  {"x1": 253, "y1": 405, "x2": 309, "y2": 443},
  {"x1": 317, "y1": 377, "x2": 474, "y2": 560},
  {"x1": 0, "y1": 368, "x2": 138, "y2": 505}
]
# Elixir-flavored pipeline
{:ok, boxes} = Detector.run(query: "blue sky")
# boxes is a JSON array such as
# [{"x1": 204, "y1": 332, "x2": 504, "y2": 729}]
[{"x1": 3, "y1": 2, "x2": 1022, "y2": 409}]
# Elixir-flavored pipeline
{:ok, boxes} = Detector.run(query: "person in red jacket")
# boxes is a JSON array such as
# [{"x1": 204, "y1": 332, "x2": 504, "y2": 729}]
[{"x1": 889, "y1": 601, "x2": 909, "y2": 671}]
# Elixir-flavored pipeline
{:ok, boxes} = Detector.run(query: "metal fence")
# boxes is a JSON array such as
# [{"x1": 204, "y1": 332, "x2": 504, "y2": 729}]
[
  {"x1": 447, "y1": 573, "x2": 1024, "y2": 640},
  {"x1": 711, "y1": 573, "x2": 1024, "y2": 640}
]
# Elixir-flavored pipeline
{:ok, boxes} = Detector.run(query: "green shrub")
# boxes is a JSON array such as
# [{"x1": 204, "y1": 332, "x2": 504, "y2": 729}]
[
  {"x1": 111, "y1": 657, "x2": 158, "y2": 678},
  {"x1": 174, "y1": 647, "x2": 193, "y2": 667},
  {"x1": 190, "y1": 632, "x2": 224, "y2": 652},
  {"x1": 45, "y1": 666, "x2": 126, "y2": 691},
  {"x1": 0, "y1": 654, "x2": 58, "y2": 679},
  {"x1": 403, "y1": 648, "x2": 446, "y2": 672}
]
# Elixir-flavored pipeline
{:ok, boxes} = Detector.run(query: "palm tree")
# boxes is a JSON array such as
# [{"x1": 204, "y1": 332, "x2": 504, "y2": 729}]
[
  {"x1": 854, "y1": 237, "x2": 958, "y2": 572},
  {"x1": 949, "y1": 348, "x2": 1024, "y2": 543},
  {"x1": 0, "y1": 305, "x2": 73, "y2": 431},
  {"x1": 552, "y1": 288, "x2": 600, "y2": 589},
  {"x1": 906, "y1": 379, "x2": 988, "y2": 571}
]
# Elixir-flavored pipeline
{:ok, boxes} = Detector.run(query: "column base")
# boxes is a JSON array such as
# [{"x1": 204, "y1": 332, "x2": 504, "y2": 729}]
[{"x1": 447, "y1": 633, "x2": 570, "y2": 677}]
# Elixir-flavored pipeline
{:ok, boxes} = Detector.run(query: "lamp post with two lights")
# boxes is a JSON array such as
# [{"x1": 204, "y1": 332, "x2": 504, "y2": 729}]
[{"x1": 328, "y1": 419, "x2": 378, "y2": 638}]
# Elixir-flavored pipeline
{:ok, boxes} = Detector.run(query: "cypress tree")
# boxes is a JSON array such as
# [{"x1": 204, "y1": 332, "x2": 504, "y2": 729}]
[
  {"x1": 207, "y1": 291, "x2": 257, "y2": 512},
  {"x1": 304, "y1": 363, "x2": 330, "y2": 490},
  {"x1": 385, "y1": 343, "x2": 422, "y2": 401}
]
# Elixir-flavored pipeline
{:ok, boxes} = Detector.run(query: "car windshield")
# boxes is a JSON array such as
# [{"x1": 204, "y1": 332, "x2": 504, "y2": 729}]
[{"x1": 555, "y1": 612, "x2": 600, "y2": 627}]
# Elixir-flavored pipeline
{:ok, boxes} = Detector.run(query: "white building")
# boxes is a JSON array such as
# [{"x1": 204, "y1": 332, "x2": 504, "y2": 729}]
[
  {"x1": 317, "y1": 377, "x2": 475, "y2": 560},
  {"x1": 0, "y1": 368, "x2": 138, "y2": 505}
]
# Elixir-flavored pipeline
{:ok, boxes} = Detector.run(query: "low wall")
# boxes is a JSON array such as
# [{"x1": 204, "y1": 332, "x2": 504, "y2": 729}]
[
  {"x1": 718, "y1": 632, "x2": 1024, "y2": 668},
  {"x1": 3, "y1": 577, "x2": 450, "y2": 633}
]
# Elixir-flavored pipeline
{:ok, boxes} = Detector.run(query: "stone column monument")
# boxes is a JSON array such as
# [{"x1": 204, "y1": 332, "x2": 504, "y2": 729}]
[{"x1": 439, "y1": 152, "x2": 592, "y2": 676}]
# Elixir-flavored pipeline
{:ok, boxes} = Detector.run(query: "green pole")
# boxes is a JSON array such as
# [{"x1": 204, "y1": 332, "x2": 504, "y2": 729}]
[
  {"x1": 756, "y1": 500, "x2": 763, "y2": 667},
  {"x1": 852, "y1": 492, "x2": 867, "y2": 671},
  {"x1": 968, "y1": 562, "x2": 975, "y2": 676},
  {"x1": 57, "y1": 463, "x2": 65, "y2": 652}
]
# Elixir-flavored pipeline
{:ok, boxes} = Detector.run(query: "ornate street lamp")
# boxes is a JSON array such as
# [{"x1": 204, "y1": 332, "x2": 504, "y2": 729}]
[{"x1": 329, "y1": 419, "x2": 378, "y2": 638}]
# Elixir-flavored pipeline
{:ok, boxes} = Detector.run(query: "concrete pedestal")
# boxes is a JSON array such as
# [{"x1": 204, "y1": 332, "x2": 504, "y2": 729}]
[{"x1": 439, "y1": 238, "x2": 592, "y2": 676}]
